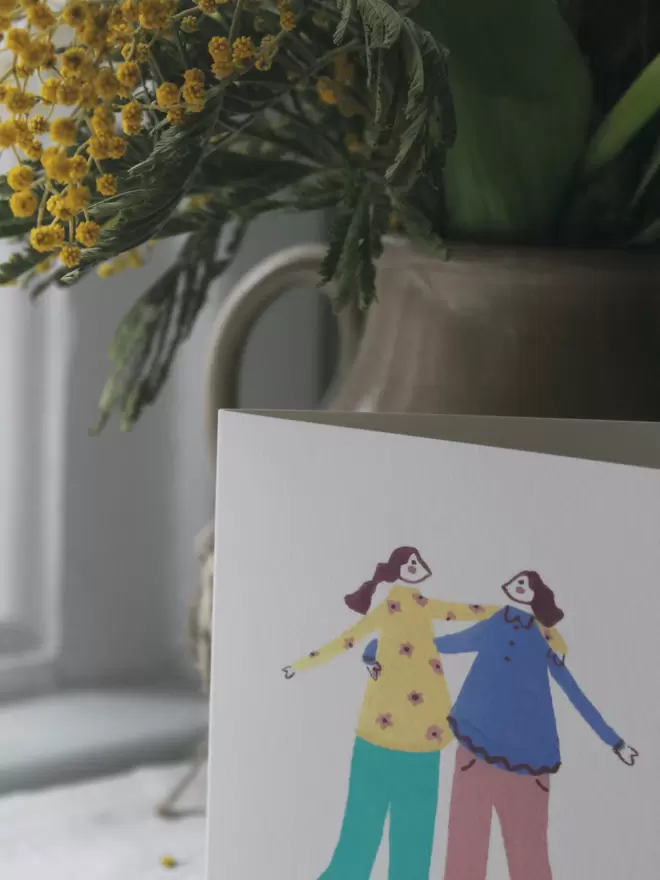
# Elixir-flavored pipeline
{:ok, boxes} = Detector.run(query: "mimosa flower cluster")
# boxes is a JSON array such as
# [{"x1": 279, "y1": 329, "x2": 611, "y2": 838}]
[{"x1": 0, "y1": 0, "x2": 298, "y2": 269}]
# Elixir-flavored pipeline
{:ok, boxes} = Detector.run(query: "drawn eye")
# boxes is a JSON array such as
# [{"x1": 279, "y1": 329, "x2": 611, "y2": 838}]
[{"x1": 518, "y1": 579, "x2": 525, "y2": 585}]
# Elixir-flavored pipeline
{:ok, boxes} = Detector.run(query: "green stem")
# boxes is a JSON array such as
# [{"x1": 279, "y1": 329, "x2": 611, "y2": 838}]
[
  {"x1": 148, "y1": 52, "x2": 165, "y2": 85},
  {"x1": 170, "y1": 22, "x2": 191, "y2": 68},
  {"x1": 214, "y1": 38, "x2": 362, "y2": 148},
  {"x1": 229, "y1": 0, "x2": 247, "y2": 44},
  {"x1": 37, "y1": 187, "x2": 49, "y2": 227},
  {"x1": 211, "y1": 9, "x2": 231, "y2": 30}
]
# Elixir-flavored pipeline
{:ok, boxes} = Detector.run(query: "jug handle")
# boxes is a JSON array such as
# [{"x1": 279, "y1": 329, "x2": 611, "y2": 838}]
[{"x1": 203, "y1": 243, "x2": 362, "y2": 465}]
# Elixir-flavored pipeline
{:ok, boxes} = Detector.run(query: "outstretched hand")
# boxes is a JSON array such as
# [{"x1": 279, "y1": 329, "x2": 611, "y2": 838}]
[
  {"x1": 282, "y1": 666, "x2": 295, "y2": 680},
  {"x1": 615, "y1": 743, "x2": 639, "y2": 767}
]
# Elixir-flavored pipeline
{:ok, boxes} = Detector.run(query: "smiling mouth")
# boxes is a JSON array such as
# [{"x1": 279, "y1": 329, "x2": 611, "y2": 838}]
[{"x1": 403, "y1": 568, "x2": 430, "y2": 584}]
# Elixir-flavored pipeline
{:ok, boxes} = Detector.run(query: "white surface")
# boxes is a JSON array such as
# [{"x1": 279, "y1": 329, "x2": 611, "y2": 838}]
[
  {"x1": 0, "y1": 762, "x2": 207, "y2": 879},
  {"x1": 0, "y1": 689, "x2": 208, "y2": 795},
  {"x1": 209, "y1": 412, "x2": 660, "y2": 879}
]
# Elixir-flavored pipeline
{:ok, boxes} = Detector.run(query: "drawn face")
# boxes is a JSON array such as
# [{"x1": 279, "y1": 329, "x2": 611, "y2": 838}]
[
  {"x1": 502, "y1": 572, "x2": 535, "y2": 606},
  {"x1": 399, "y1": 552, "x2": 430, "y2": 584}
]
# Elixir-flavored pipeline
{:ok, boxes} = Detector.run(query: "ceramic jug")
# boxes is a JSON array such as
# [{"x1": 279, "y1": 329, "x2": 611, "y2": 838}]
[{"x1": 204, "y1": 237, "x2": 660, "y2": 458}]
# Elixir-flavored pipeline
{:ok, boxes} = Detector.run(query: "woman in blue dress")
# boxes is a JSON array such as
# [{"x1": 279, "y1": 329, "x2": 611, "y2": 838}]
[{"x1": 363, "y1": 570, "x2": 638, "y2": 880}]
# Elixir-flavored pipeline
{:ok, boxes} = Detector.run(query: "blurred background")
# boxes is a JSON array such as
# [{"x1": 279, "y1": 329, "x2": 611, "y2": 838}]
[{"x1": 0, "y1": 211, "x2": 332, "y2": 874}]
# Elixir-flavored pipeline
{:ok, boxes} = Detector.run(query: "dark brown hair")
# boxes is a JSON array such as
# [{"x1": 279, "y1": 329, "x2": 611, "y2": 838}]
[
  {"x1": 345, "y1": 546, "x2": 430, "y2": 615},
  {"x1": 520, "y1": 570, "x2": 565, "y2": 628}
]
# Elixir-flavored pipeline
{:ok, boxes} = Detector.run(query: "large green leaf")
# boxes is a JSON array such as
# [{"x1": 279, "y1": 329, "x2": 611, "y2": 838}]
[
  {"x1": 412, "y1": 0, "x2": 592, "y2": 242},
  {"x1": 630, "y1": 217, "x2": 660, "y2": 245},
  {"x1": 583, "y1": 55, "x2": 660, "y2": 178},
  {"x1": 631, "y1": 135, "x2": 660, "y2": 208}
]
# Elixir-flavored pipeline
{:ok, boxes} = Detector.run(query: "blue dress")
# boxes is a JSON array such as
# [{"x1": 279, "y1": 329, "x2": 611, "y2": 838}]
[{"x1": 363, "y1": 606, "x2": 622, "y2": 776}]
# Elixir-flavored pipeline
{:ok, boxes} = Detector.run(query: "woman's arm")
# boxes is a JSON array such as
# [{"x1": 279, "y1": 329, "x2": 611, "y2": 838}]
[
  {"x1": 285, "y1": 604, "x2": 385, "y2": 676},
  {"x1": 434, "y1": 616, "x2": 496, "y2": 654},
  {"x1": 362, "y1": 605, "x2": 500, "y2": 664},
  {"x1": 547, "y1": 653, "x2": 622, "y2": 748},
  {"x1": 424, "y1": 598, "x2": 501, "y2": 623}
]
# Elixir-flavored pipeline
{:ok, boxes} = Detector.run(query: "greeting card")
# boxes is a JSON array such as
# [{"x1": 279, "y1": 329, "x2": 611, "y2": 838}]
[{"x1": 206, "y1": 413, "x2": 660, "y2": 880}]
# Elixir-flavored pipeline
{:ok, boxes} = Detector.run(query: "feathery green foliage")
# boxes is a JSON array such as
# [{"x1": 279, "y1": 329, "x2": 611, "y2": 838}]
[{"x1": 93, "y1": 218, "x2": 247, "y2": 433}]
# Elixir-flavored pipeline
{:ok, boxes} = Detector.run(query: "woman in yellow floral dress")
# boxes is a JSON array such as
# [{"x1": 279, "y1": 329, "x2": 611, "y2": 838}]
[{"x1": 283, "y1": 546, "x2": 564, "y2": 880}]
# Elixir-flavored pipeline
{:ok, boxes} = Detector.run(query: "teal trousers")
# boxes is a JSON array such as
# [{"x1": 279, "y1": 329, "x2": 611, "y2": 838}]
[{"x1": 319, "y1": 737, "x2": 441, "y2": 880}]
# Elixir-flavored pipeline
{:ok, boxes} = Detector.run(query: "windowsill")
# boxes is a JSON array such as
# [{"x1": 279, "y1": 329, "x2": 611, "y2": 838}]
[
  {"x1": 0, "y1": 761, "x2": 208, "y2": 879},
  {"x1": 0, "y1": 688, "x2": 208, "y2": 796}
]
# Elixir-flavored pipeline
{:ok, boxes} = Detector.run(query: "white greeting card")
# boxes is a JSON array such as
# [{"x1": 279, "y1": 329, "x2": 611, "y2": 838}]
[{"x1": 207, "y1": 412, "x2": 660, "y2": 880}]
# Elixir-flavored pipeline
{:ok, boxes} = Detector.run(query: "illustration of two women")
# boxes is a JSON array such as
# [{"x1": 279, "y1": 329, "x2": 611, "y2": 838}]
[{"x1": 283, "y1": 546, "x2": 637, "y2": 880}]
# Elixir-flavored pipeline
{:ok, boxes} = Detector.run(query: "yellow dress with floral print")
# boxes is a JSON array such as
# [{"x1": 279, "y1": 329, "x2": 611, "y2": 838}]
[{"x1": 292, "y1": 586, "x2": 568, "y2": 754}]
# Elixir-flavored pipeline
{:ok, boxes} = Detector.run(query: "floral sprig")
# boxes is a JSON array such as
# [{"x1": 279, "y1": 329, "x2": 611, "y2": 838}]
[
  {"x1": 0, "y1": 0, "x2": 308, "y2": 269},
  {"x1": 0, "y1": 0, "x2": 454, "y2": 429}
]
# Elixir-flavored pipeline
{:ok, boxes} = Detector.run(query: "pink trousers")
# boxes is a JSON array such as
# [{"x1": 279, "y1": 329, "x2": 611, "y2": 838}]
[{"x1": 444, "y1": 746, "x2": 552, "y2": 880}]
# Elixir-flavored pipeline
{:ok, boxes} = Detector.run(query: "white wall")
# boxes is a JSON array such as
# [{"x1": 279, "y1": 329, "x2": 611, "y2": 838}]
[{"x1": 52, "y1": 212, "x2": 327, "y2": 689}]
